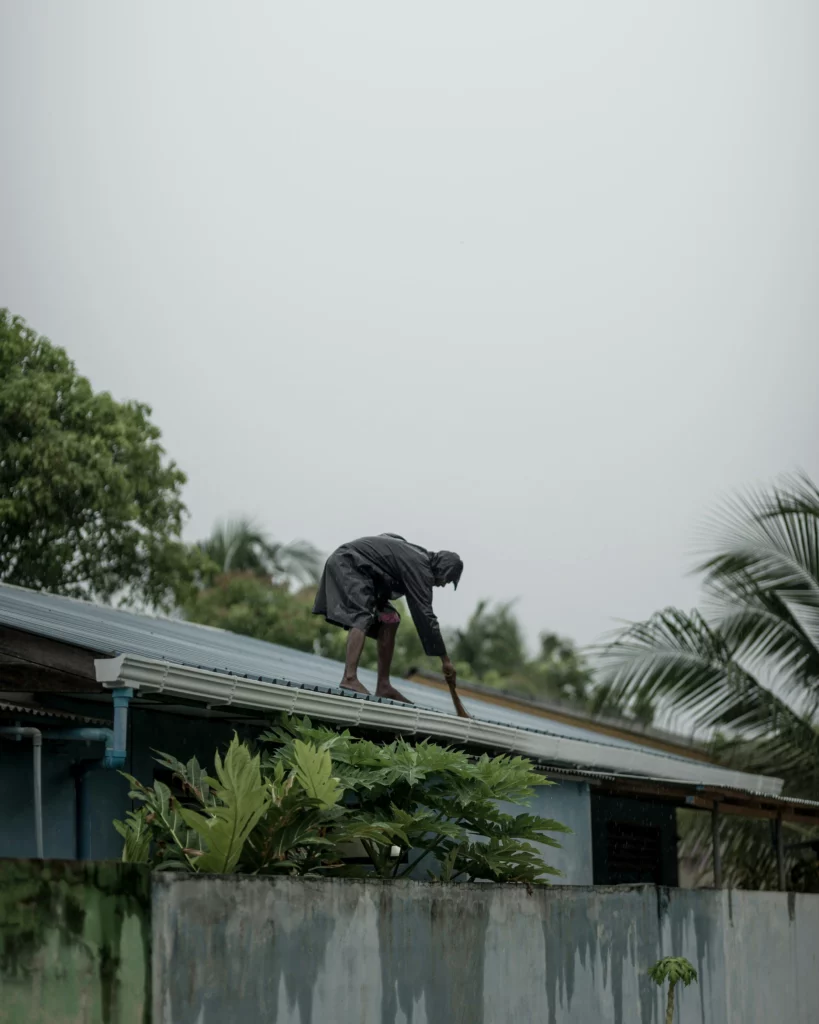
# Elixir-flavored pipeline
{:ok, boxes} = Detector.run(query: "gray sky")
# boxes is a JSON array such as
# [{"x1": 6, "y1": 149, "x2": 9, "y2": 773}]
[{"x1": 2, "y1": 1, "x2": 818, "y2": 649}]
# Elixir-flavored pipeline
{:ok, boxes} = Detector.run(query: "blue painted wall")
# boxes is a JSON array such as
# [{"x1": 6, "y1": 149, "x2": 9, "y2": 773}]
[
  {"x1": 0, "y1": 704, "x2": 255, "y2": 860},
  {"x1": 497, "y1": 779, "x2": 593, "y2": 885}
]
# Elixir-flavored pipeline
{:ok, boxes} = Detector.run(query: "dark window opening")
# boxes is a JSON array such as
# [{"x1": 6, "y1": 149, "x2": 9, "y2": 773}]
[
  {"x1": 606, "y1": 819, "x2": 663, "y2": 885},
  {"x1": 591, "y1": 793, "x2": 679, "y2": 887}
]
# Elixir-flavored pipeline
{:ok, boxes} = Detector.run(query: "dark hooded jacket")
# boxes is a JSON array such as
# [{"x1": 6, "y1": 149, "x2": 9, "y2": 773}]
[{"x1": 312, "y1": 534, "x2": 463, "y2": 658}]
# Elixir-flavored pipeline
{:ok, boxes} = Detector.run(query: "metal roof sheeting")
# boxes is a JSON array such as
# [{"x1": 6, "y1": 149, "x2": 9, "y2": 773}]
[
  {"x1": 0, "y1": 583, "x2": 783, "y2": 794},
  {"x1": 2, "y1": 582, "x2": 674, "y2": 751}
]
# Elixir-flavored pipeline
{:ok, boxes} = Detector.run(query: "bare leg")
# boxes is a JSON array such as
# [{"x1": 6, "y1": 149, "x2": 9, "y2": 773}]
[
  {"x1": 340, "y1": 628, "x2": 370, "y2": 694},
  {"x1": 375, "y1": 620, "x2": 413, "y2": 704}
]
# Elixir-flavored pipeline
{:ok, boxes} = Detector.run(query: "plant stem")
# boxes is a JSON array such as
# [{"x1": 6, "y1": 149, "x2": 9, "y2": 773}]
[
  {"x1": 665, "y1": 980, "x2": 676, "y2": 1024},
  {"x1": 397, "y1": 838, "x2": 446, "y2": 879},
  {"x1": 361, "y1": 838, "x2": 378, "y2": 871}
]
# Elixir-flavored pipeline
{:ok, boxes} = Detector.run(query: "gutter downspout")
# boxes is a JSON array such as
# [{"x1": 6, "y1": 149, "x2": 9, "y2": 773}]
[
  {"x1": 0, "y1": 726, "x2": 44, "y2": 859},
  {"x1": 41, "y1": 687, "x2": 134, "y2": 860}
]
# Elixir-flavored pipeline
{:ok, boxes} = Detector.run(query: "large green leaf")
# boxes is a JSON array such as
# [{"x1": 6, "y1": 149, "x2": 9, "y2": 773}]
[
  {"x1": 291, "y1": 740, "x2": 343, "y2": 809},
  {"x1": 153, "y1": 749, "x2": 213, "y2": 805},
  {"x1": 113, "y1": 808, "x2": 153, "y2": 863},
  {"x1": 179, "y1": 734, "x2": 270, "y2": 873}
]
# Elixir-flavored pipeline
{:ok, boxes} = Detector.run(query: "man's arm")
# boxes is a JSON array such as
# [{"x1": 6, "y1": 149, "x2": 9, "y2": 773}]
[
  {"x1": 405, "y1": 584, "x2": 470, "y2": 718},
  {"x1": 405, "y1": 585, "x2": 447, "y2": 658}
]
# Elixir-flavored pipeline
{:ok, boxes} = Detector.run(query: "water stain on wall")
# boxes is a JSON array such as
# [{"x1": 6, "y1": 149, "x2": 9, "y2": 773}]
[{"x1": 376, "y1": 882, "x2": 490, "y2": 1024}]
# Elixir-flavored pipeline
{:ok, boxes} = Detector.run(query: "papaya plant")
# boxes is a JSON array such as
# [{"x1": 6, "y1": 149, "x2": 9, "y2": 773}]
[
  {"x1": 262, "y1": 717, "x2": 571, "y2": 883},
  {"x1": 115, "y1": 733, "x2": 399, "y2": 874},
  {"x1": 648, "y1": 956, "x2": 698, "y2": 1024},
  {"x1": 114, "y1": 716, "x2": 570, "y2": 883}
]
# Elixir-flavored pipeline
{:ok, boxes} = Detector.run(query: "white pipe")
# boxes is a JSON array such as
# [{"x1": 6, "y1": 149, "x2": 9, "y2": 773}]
[
  {"x1": 96, "y1": 653, "x2": 784, "y2": 796},
  {"x1": 0, "y1": 726, "x2": 44, "y2": 858}
]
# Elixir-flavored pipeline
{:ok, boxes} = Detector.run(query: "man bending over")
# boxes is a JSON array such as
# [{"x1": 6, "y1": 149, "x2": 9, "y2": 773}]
[{"x1": 313, "y1": 533, "x2": 467, "y2": 715}]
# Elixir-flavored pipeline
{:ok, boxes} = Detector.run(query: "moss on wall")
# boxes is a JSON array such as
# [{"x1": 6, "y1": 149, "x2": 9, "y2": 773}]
[{"x1": 0, "y1": 860, "x2": 150, "y2": 1024}]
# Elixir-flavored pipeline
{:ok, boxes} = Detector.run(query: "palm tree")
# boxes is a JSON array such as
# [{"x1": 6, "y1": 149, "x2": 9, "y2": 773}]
[
  {"x1": 198, "y1": 517, "x2": 322, "y2": 588},
  {"x1": 599, "y1": 473, "x2": 819, "y2": 889}
]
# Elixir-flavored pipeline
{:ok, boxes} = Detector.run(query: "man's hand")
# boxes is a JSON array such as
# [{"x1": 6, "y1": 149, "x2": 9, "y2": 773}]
[{"x1": 441, "y1": 656, "x2": 457, "y2": 686}]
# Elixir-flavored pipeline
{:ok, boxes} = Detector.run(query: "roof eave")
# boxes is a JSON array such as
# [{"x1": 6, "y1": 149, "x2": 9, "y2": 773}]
[{"x1": 97, "y1": 653, "x2": 785, "y2": 798}]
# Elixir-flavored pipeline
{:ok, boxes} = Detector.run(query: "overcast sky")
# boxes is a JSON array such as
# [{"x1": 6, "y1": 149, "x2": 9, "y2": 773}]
[{"x1": 2, "y1": 2, "x2": 818, "y2": 649}]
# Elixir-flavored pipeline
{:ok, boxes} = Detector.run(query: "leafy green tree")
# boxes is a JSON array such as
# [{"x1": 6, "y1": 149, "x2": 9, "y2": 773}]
[
  {"x1": 517, "y1": 631, "x2": 596, "y2": 705},
  {"x1": 449, "y1": 601, "x2": 597, "y2": 709},
  {"x1": 0, "y1": 310, "x2": 198, "y2": 609},
  {"x1": 451, "y1": 600, "x2": 528, "y2": 678},
  {"x1": 185, "y1": 573, "x2": 325, "y2": 653},
  {"x1": 648, "y1": 957, "x2": 697, "y2": 1024},
  {"x1": 198, "y1": 516, "x2": 321, "y2": 587},
  {"x1": 600, "y1": 474, "x2": 819, "y2": 889}
]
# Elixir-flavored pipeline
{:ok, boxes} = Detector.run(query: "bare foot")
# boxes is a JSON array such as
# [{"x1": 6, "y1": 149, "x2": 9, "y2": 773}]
[
  {"x1": 375, "y1": 682, "x2": 414, "y2": 705},
  {"x1": 340, "y1": 677, "x2": 370, "y2": 695}
]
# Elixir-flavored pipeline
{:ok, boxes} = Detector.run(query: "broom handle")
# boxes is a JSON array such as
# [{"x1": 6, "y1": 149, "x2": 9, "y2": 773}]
[{"x1": 447, "y1": 679, "x2": 471, "y2": 719}]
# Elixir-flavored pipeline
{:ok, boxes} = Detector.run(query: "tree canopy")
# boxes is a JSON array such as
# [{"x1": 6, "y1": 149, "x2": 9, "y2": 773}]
[
  {"x1": 450, "y1": 601, "x2": 595, "y2": 706},
  {"x1": 0, "y1": 310, "x2": 198, "y2": 609}
]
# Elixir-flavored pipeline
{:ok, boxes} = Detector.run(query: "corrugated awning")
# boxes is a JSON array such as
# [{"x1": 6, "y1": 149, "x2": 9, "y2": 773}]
[
  {"x1": 0, "y1": 700, "x2": 110, "y2": 726},
  {"x1": 536, "y1": 763, "x2": 819, "y2": 825}
]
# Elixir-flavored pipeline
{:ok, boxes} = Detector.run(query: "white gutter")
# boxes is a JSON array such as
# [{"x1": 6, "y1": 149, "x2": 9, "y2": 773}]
[{"x1": 95, "y1": 653, "x2": 784, "y2": 797}]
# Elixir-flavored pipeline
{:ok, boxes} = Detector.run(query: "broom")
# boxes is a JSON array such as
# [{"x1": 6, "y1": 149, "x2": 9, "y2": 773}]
[{"x1": 443, "y1": 663, "x2": 471, "y2": 719}]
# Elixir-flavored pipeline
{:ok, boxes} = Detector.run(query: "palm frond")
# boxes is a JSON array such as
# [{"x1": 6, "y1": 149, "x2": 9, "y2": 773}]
[
  {"x1": 197, "y1": 519, "x2": 323, "y2": 587},
  {"x1": 694, "y1": 475, "x2": 819, "y2": 704},
  {"x1": 679, "y1": 808, "x2": 819, "y2": 892},
  {"x1": 198, "y1": 517, "x2": 270, "y2": 574},
  {"x1": 599, "y1": 476, "x2": 819, "y2": 890},
  {"x1": 265, "y1": 539, "x2": 323, "y2": 586},
  {"x1": 706, "y1": 590, "x2": 819, "y2": 702},
  {"x1": 697, "y1": 475, "x2": 819, "y2": 598},
  {"x1": 599, "y1": 609, "x2": 818, "y2": 762}
]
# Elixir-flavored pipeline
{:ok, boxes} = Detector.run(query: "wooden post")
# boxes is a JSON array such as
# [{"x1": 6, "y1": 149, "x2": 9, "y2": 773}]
[
  {"x1": 711, "y1": 803, "x2": 722, "y2": 889},
  {"x1": 775, "y1": 814, "x2": 786, "y2": 891}
]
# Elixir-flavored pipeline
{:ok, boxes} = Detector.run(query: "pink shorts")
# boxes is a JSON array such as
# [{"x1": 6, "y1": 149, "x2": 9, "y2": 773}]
[{"x1": 378, "y1": 610, "x2": 400, "y2": 625}]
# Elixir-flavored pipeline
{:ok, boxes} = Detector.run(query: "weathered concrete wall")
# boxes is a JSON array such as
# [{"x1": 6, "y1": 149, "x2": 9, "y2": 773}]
[
  {"x1": 0, "y1": 860, "x2": 151, "y2": 1024},
  {"x1": 152, "y1": 875, "x2": 819, "y2": 1024}
]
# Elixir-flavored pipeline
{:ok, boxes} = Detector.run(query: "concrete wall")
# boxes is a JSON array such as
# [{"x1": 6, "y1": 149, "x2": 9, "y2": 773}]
[
  {"x1": 0, "y1": 859, "x2": 151, "y2": 1024},
  {"x1": 152, "y1": 875, "x2": 819, "y2": 1024}
]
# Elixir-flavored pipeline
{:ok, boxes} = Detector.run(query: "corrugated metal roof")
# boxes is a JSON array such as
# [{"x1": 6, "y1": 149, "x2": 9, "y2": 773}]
[
  {"x1": 0, "y1": 583, "x2": 766, "y2": 779},
  {"x1": 409, "y1": 670, "x2": 706, "y2": 756}
]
